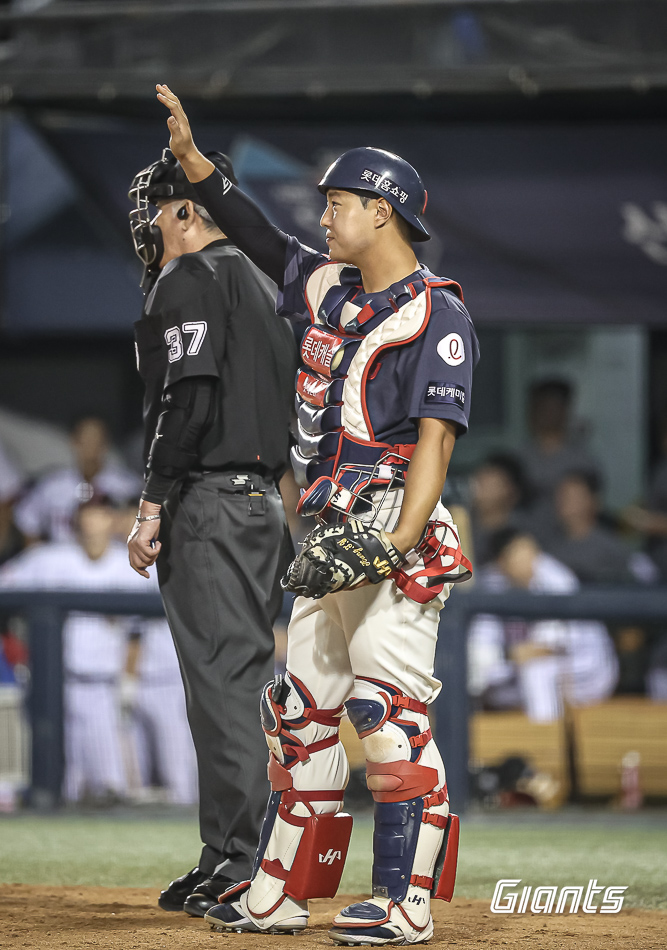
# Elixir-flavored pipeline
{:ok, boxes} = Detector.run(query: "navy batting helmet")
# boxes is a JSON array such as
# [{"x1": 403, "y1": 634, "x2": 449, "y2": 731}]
[{"x1": 317, "y1": 147, "x2": 430, "y2": 242}]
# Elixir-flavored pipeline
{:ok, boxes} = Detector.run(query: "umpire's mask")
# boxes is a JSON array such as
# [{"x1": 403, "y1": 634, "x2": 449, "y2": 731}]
[{"x1": 128, "y1": 147, "x2": 237, "y2": 291}]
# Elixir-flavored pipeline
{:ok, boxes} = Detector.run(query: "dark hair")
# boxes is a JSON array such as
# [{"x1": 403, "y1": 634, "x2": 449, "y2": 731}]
[
  {"x1": 559, "y1": 468, "x2": 603, "y2": 496},
  {"x1": 480, "y1": 453, "x2": 527, "y2": 503},
  {"x1": 71, "y1": 490, "x2": 117, "y2": 531},
  {"x1": 487, "y1": 526, "x2": 534, "y2": 563},
  {"x1": 529, "y1": 379, "x2": 572, "y2": 404},
  {"x1": 69, "y1": 415, "x2": 109, "y2": 436}
]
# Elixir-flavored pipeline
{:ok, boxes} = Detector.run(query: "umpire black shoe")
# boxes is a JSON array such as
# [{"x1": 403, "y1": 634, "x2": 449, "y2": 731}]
[
  {"x1": 158, "y1": 866, "x2": 208, "y2": 912},
  {"x1": 183, "y1": 872, "x2": 237, "y2": 918}
]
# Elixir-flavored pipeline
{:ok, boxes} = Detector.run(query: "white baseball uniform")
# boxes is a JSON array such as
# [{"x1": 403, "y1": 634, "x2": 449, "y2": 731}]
[
  {"x1": 468, "y1": 552, "x2": 619, "y2": 722},
  {"x1": 0, "y1": 540, "x2": 193, "y2": 803},
  {"x1": 14, "y1": 464, "x2": 141, "y2": 542},
  {"x1": 131, "y1": 615, "x2": 198, "y2": 805}
]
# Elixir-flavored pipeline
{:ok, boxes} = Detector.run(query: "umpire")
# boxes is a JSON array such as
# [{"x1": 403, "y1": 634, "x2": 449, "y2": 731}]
[{"x1": 127, "y1": 149, "x2": 297, "y2": 916}]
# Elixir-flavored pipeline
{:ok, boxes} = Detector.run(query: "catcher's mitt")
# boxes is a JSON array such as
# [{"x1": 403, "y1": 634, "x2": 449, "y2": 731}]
[{"x1": 281, "y1": 520, "x2": 405, "y2": 599}]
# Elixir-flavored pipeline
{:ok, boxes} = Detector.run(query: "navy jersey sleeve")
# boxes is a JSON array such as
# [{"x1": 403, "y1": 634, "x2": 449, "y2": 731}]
[
  {"x1": 407, "y1": 292, "x2": 479, "y2": 435},
  {"x1": 276, "y1": 235, "x2": 329, "y2": 318},
  {"x1": 149, "y1": 256, "x2": 226, "y2": 388}
]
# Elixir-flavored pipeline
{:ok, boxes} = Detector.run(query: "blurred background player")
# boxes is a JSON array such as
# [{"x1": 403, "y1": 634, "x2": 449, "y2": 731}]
[
  {"x1": 126, "y1": 148, "x2": 297, "y2": 916},
  {"x1": 0, "y1": 439, "x2": 25, "y2": 567},
  {"x1": 0, "y1": 496, "x2": 142, "y2": 803},
  {"x1": 14, "y1": 417, "x2": 140, "y2": 544},
  {"x1": 623, "y1": 410, "x2": 667, "y2": 582},
  {"x1": 517, "y1": 380, "x2": 601, "y2": 545},
  {"x1": 547, "y1": 470, "x2": 658, "y2": 585},
  {"x1": 468, "y1": 528, "x2": 618, "y2": 722},
  {"x1": 123, "y1": 616, "x2": 198, "y2": 806},
  {"x1": 468, "y1": 453, "x2": 532, "y2": 567}
]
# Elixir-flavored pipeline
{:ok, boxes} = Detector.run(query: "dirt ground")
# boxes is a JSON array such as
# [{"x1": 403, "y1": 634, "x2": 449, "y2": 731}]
[{"x1": 1, "y1": 885, "x2": 665, "y2": 950}]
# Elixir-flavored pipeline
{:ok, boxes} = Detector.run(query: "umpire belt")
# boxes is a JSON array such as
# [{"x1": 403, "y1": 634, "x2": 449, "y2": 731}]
[{"x1": 194, "y1": 471, "x2": 275, "y2": 495}]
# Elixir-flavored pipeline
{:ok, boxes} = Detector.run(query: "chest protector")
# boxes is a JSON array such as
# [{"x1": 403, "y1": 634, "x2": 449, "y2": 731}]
[
  {"x1": 292, "y1": 263, "x2": 464, "y2": 498},
  {"x1": 291, "y1": 264, "x2": 472, "y2": 604}
]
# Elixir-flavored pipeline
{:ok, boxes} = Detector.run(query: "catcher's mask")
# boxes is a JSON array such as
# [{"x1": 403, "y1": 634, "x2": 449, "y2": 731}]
[{"x1": 128, "y1": 147, "x2": 236, "y2": 290}]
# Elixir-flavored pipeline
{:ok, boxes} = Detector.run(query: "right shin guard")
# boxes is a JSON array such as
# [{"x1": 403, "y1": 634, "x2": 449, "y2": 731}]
[{"x1": 248, "y1": 673, "x2": 351, "y2": 918}]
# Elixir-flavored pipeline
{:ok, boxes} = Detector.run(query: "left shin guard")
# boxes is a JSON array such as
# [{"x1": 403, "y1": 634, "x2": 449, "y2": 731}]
[
  {"x1": 242, "y1": 672, "x2": 351, "y2": 925},
  {"x1": 346, "y1": 678, "x2": 459, "y2": 929}
]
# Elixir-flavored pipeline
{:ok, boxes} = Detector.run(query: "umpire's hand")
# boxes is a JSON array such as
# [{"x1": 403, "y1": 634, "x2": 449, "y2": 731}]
[{"x1": 128, "y1": 502, "x2": 162, "y2": 578}]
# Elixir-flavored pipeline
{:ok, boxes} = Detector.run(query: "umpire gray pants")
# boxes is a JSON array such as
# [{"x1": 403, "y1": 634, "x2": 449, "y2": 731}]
[{"x1": 157, "y1": 470, "x2": 289, "y2": 881}]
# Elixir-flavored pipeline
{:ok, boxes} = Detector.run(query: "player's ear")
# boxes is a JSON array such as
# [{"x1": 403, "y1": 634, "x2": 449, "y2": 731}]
[{"x1": 374, "y1": 198, "x2": 392, "y2": 231}]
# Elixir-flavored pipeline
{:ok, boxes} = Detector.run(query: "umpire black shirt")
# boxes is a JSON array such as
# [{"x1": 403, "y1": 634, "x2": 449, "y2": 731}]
[{"x1": 135, "y1": 238, "x2": 297, "y2": 481}]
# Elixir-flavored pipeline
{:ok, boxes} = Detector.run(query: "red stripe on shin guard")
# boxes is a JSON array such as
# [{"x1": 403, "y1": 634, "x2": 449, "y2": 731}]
[
  {"x1": 366, "y1": 759, "x2": 439, "y2": 803},
  {"x1": 433, "y1": 814, "x2": 460, "y2": 903}
]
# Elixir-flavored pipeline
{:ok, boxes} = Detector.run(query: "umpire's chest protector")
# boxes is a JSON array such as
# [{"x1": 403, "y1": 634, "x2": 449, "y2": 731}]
[{"x1": 291, "y1": 262, "x2": 464, "y2": 490}]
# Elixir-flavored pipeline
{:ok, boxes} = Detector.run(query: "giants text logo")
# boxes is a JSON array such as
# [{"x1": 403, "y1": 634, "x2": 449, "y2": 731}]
[{"x1": 491, "y1": 879, "x2": 627, "y2": 914}]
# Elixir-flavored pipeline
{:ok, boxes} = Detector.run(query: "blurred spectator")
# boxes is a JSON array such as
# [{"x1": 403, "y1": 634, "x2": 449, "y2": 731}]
[
  {"x1": 469, "y1": 453, "x2": 532, "y2": 566},
  {"x1": 623, "y1": 414, "x2": 667, "y2": 581},
  {"x1": 547, "y1": 471, "x2": 658, "y2": 585},
  {"x1": 518, "y1": 380, "x2": 601, "y2": 543},
  {"x1": 13, "y1": 417, "x2": 141, "y2": 544},
  {"x1": 0, "y1": 439, "x2": 26, "y2": 567},
  {"x1": 647, "y1": 635, "x2": 667, "y2": 702},
  {"x1": 124, "y1": 618, "x2": 198, "y2": 806},
  {"x1": 468, "y1": 528, "x2": 618, "y2": 722},
  {"x1": 0, "y1": 495, "x2": 194, "y2": 804}
]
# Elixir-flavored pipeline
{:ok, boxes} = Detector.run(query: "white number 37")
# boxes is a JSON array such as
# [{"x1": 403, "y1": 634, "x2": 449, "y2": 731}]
[{"x1": 165, "y1": 322, "x2": 208, "y2": 362}]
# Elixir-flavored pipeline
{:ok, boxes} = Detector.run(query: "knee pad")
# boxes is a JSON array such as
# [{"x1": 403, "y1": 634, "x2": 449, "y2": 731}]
[
  {"x1": 345, "y1": 678, "x2": 439, "y2": 798},
  {"x1": 260, "y1": 672, "x2": 343, "y2": 769}
]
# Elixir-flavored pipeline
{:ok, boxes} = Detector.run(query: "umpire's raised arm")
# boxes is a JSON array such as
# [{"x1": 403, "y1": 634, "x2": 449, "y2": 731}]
[{"x1": 157, "y1": 84, "x2": 288, "y2": 287}]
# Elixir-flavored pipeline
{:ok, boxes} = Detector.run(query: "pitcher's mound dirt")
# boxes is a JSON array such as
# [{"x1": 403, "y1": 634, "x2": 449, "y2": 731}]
[{"x1": 0, "y1": 885, "x2": 664, "y2": 949}]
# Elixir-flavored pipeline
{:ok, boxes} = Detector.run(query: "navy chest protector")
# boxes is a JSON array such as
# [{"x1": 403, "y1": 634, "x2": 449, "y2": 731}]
[{"x1": 292, "y1": 273, "x2": 463, "y2": 497}]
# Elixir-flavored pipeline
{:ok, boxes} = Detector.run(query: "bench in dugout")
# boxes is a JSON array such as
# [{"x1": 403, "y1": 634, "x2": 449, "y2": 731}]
[{"x1": 472, "y1": 698, "x2": 667, "y2": 804}]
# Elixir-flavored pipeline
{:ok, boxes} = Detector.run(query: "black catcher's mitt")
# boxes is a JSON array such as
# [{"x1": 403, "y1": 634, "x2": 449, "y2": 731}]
[{"x1": 281, "y1": 520, "x2": 405, "y2": 599}]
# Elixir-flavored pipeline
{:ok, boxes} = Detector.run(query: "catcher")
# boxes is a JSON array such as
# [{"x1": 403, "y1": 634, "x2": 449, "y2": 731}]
[{"x1": 157, "y1": 83, "x2": 478, "y2": 946}]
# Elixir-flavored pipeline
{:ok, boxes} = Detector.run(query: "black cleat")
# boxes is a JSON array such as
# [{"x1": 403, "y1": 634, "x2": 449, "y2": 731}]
[
  {"x1": 158, "y1": 867, "x2": 208, "y2": 912},
  {"x1": 183, "y1": 872, "x2": 237, "y2": 918}
]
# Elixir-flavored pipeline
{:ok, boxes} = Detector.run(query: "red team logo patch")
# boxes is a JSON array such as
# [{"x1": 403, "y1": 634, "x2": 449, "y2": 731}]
[{"x1": 301, "y1": 326, "x2": 347, "y2": 377}]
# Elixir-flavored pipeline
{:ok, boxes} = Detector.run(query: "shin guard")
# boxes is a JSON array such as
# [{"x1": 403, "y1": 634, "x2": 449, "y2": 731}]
[
  {"x1": 343, "y1": 678, "x2": 457, "y2": 934},
  {"x1": 242, "y1": 672, "x2": 350, "y2": 925}
]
